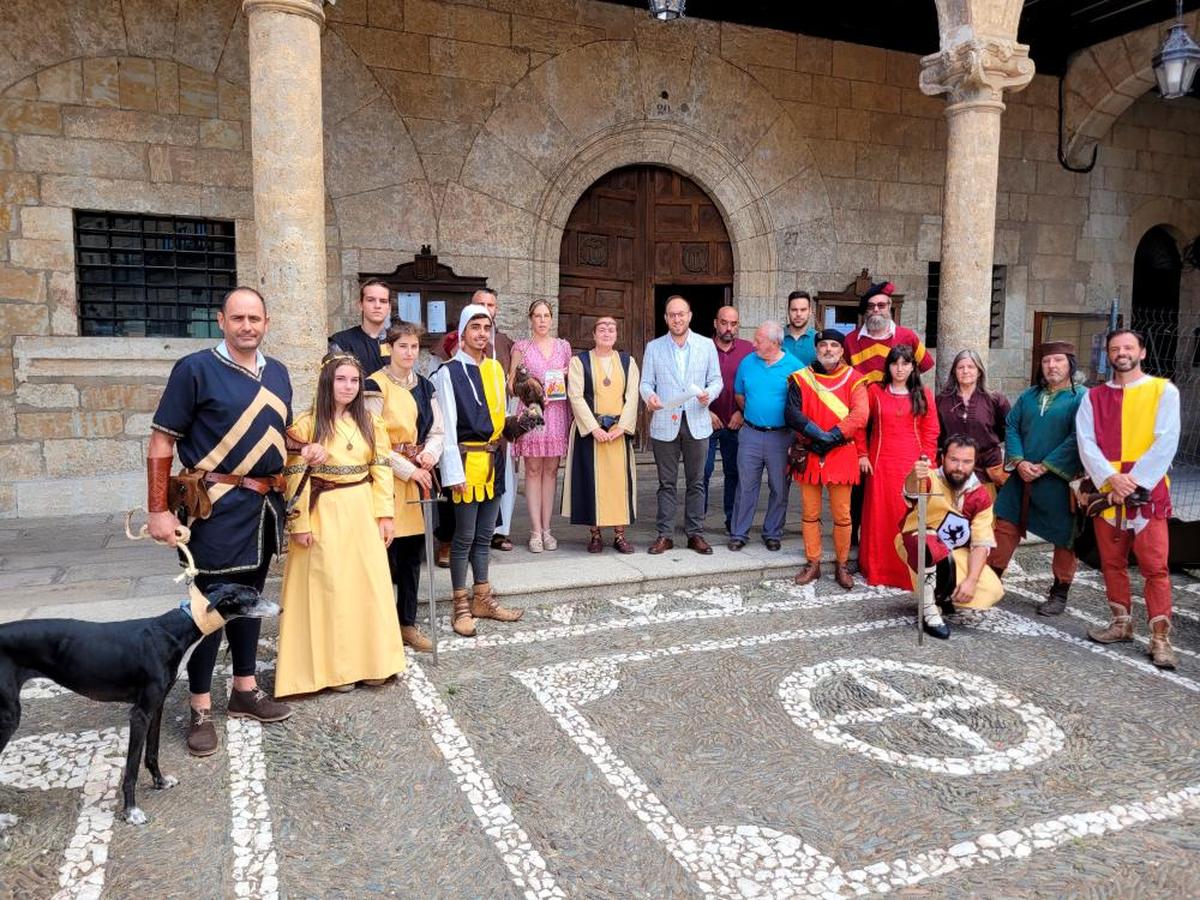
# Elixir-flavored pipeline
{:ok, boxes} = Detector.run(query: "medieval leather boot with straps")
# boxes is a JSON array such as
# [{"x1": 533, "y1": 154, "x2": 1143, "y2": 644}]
[
  {"x1": 1148, "y1": 615, "x2": 1179, "y2": 670},
  {"x1": 451, "y1": 588, "x2": 477, "y2": 637},
  {"x1": 1038, "y1": 580, "x2": 1070, "y2": 617},
  {"x1": 1087, "y1": 602, "x2": 1133, "y2": 644},
  {"x1": 471, "y1": 581, "x2": 523, "y2": 622}
]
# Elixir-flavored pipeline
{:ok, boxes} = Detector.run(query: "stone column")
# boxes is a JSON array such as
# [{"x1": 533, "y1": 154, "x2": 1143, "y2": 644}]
[
  {"x1": 243, "y1": 0, "x2": 328, "y2": 404},
  {"x1": 921, "y1": 34, "x2": 1034, "y2": 381}
]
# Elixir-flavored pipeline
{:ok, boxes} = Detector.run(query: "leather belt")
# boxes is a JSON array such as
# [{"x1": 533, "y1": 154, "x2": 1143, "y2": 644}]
[
  {"x1": 202, "y1": 471, "x2": 286, "y2": 495},
  {"x1": 393, "y1": 441, "x2": 425, "y2": 461},
  {"x1": 744, "y1": 420, "x2": 787, "y2": 432},
  {"x1": 308, "y1": 474, "x2": 370, "y2": 512}
]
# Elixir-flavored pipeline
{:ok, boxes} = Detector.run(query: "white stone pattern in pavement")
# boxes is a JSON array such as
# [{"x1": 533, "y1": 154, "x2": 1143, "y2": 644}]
[
  {"x1": 18, "y1": 677, "x2": 72, "y2": 700},
  {"x1": 403, "y1": 662, "x2": 567, "y2": 900},
  {"x1": 227, "y1": 717, "x2": 280, "y2": 900},
  {"x1": 780, "y1": 658, "x2": 1065, "y2": 775},
  {"x1": 0, "y1": 728, "x2": 125, "y2": 900},
  {"x1": 513, "y1": 608, "x2": 1200, "y2": 898}
]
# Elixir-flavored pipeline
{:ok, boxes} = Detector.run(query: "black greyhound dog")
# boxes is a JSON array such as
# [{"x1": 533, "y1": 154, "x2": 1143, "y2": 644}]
[{"x1": 0, "y1": 582, "x2": 279, "y2": 825}]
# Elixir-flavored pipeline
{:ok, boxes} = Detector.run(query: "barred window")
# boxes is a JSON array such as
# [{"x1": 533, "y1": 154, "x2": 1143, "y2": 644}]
[
  {"x1": 74, "y1": 211, "x2": 236, "y2": 338},
  {"x1": 925, "y1": 262, "x2": 1006, "y2": 349}
]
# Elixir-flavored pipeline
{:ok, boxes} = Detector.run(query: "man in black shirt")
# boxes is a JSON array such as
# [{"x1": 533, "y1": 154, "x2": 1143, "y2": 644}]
[{"x1": 329, "y1": 278, "x2": 392, "y2": 376}]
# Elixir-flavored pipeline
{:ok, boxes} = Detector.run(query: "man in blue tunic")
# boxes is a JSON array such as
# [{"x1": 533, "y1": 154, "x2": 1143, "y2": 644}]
[
  {"x1": 987, "y1": 341, "x2": 1084, "y2": 616},
  {"x1": 328, "y1": 278, "x2": 392, "y2": 376},
  {"x1": 147, "y1": 287, "x2": 323, "y2": 755}
]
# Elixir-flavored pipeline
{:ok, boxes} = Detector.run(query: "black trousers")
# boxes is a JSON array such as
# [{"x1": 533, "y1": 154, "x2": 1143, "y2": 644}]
[
  {"x1": 387, "y1": 533, "x2": 424, "y2": 626},
  {"x1": 187, "y1": 515, "x2": 276, "y2": 696}
]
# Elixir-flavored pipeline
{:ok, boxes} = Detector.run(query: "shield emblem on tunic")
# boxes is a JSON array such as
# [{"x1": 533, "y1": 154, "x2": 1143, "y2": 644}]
[
  {"x1": 935, "y1": 511, "x2": 971, "y2": 550},
  {"x1": 682, "y1": 244, "x2": 708, "y2": 273}
]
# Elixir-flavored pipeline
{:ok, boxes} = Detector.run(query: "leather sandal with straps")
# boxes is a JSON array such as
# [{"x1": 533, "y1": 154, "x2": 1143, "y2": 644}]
[
  {"x1": 613, "y1": 528, "x2": 634, "y2": 554},
  {"x1": 587, "y1": 529, "x2": 603, "y2": 553}
]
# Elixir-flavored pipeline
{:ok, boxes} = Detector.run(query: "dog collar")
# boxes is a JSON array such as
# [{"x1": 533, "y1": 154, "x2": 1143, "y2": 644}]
[{"x1": 186, "y1": 584, "x2": 228, "y2": 635}]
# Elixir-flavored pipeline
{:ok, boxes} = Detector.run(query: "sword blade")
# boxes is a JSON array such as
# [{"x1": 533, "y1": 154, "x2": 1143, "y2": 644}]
[{"x1": 916, "y1": 491, "x2": 928, "y2": 646}]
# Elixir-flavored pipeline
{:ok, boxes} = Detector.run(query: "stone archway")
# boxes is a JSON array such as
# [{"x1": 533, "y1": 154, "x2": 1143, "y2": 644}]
[
  {"x1": 1132, "y1": 225, "x2": 1183, "y2": 379},
  {"x1": 445, "y1": 39, "x2": 836, "y2": 333},
  {"x1": 1062, "y1": 10, "x2": 1200, "y2": 166}
]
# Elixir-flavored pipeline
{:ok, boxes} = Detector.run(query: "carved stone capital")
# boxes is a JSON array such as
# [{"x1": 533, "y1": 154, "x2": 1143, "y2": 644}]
[
  {"x1": 242, "y1": 0, "x2": 325, "y2": 26},
  {"x1": 919, "y1": 37, "x2": 1035, "y2": 111}
]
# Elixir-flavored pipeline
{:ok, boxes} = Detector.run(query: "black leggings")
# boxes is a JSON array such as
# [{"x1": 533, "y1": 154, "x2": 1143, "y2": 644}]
[
  {"x1": 388, "y1": 533, "x2": 424, "y2": 626},
  {"x1": 187, "y1": 527, "x2": 275, "y2": 696}
]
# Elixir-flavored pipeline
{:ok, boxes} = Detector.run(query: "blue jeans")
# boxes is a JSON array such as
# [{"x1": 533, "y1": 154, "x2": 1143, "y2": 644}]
[{"x1": 703, "y1": 427, "x2": 740, "y2": 528}]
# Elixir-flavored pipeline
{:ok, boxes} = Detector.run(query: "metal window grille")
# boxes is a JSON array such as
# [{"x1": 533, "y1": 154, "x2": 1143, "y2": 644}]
[
  {"x1": 74, "y1": 211, "x2": 236, "y2": 338},
  {"x1": 925, "y1": 262, "x2": 1006, "y2": 350}
]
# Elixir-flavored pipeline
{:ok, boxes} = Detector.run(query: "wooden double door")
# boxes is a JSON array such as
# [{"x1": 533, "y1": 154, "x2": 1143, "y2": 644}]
[{"x1": 557, "y1": 166, "x2": 734, "y2": 359}]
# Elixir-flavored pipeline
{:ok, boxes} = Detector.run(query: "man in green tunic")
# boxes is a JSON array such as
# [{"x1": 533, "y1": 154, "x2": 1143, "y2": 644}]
[{"x1": 988, "y1": 341, "x2": 1084, "y2": 615}]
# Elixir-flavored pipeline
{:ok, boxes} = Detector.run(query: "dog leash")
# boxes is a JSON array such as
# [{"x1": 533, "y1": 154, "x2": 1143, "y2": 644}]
[{"x1": 124, "y1": 509, "x2": 198, "y2": 584}]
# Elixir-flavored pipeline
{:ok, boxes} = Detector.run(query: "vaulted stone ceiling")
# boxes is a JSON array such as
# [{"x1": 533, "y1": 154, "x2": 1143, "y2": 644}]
[{"x1": 600, "y1": 0, "x2": 1200, "y2": 74}]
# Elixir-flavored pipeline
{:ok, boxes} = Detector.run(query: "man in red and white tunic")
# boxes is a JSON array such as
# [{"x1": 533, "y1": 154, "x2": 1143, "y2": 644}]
[{"x1": 1076, "y1": 328, "x2": 1181, "y2": 668}]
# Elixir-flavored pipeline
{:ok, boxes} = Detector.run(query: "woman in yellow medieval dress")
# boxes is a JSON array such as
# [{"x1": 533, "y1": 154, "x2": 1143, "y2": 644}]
[
  {"x1": 274, "y1": 353, "x2": 405, "y2": 697},
  {"x1": 562, "y1": 316, "x2": 640, "y2": 553}
]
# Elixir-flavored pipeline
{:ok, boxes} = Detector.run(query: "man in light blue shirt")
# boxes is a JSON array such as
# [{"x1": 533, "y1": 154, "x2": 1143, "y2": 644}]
[
  {"x1": 640, "y1": 295, "x2": 723, "y2": 555},
  {"x1": 728, "y1": 320, "x2": 802, "y2": 551}
]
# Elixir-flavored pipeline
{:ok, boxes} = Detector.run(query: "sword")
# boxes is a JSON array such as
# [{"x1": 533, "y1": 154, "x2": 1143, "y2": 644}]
[
  {"x1": 285, "y1": 467, "x2": 312, "y2": 520},
  {"x1": 913, "y1": 456, "x2": 932, "y2": 647},
  {"x1": 407, "y1": 478, "x2": 441, "y2": 665}
]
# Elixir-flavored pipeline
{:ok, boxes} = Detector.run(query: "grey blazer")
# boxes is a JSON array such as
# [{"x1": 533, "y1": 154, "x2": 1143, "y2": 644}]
[{"x1": 638, "y1": 331, "x2": 723, "y2": 441}]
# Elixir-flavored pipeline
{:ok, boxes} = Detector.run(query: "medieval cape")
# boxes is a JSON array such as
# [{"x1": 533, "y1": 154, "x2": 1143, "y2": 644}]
[
  {"x1": 151, "y1": 347, "x2": 292, "y2": 575},
  {"x1": 994, "y1": 384, "x2": 1083, "y2": 548},
  {"x1": 562, "y1": 350, "x2": 640, "y2": 527}
]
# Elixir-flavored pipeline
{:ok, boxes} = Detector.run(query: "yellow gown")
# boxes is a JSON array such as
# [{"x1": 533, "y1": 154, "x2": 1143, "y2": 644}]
[
  {"x1": 275, "y1": 411, "x2": 405, "y2": 697},
  {"x1": 370, "y1": 370, "x2": 429, "y2": 538}
]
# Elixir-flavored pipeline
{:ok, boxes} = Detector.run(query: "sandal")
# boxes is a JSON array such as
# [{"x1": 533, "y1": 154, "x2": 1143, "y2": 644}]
[
  {"x1": 613, "y1": 529, "x2": 634, "y2": 554},
  {"x1": 490, "y1": 534, "x2": 513, "y2": 551},
  {"x1": 587, "y1": 529, "x2": 603, "y2": 553},
  {"x1": 528, "y1": 533, "x2": 543, "y2": 553},
  {"x1": 542, "y1": 531, "x2": 558, "y2": 551}
]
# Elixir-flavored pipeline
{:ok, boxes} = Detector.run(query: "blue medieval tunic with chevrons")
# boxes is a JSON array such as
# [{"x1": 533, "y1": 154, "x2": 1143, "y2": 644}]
[{"x1": 151, "y1": 347, "x2": 293, "y2": 575}]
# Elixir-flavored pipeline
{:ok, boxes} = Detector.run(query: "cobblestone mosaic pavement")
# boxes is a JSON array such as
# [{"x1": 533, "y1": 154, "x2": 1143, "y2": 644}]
[{"x1": 2, "y1": 547, "x2": 1199, "y2": 898}]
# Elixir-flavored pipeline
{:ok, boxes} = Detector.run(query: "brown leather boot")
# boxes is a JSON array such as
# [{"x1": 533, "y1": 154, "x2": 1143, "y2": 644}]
[
  {"x1": 833, "y1": 562, "x2": 854, "y2": 589},
  {"x1": 401, "y1": 624, "x2": 433, "y2": 652},
  {"x1": 1087, "y1": 602, "x2": 1133, "y2": 644},
  {"x1": 471, "y1": 581, "x2": 523, "y2": 622},
  {"x1": 793, "y1": 562, "x2": 820, "y2": 585},
  {"x1": 435, "y1": 541, "x2": 451, "y2": 569},
  {"x1": 1148, "y1": 615, "x2": 1178, "y2": 670},
  {"x1": 186, "y1": 707, "x2": 218, "y2": 757},
  {"x1": 451, "y1": 588, "x2": 476, "y2": 636}
]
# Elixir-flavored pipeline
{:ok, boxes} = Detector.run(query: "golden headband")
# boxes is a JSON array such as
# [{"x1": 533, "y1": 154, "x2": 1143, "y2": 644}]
[{"x1": 320, "y1": 352, "x2": 360, "y2": 372}]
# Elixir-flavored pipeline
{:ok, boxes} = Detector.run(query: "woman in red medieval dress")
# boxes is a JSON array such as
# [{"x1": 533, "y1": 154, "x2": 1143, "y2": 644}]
[{"x1": 858, "y1": 344, "x2": 940, "y2": 589}]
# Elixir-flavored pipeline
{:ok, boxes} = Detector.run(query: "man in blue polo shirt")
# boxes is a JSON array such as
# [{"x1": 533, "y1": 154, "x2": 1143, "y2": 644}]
[
  {"x1": 728, "y1": 320, "x2": 803, "y2": 551},
  {"x1": 782, "y1": 290, "x2": 816, "y2": 366}
]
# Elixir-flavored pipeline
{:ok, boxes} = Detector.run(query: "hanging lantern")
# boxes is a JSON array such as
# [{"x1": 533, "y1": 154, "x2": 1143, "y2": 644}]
[
  {"x1": 648, "y1": 0, "x2": 686, "y2": 21},
  {"x1": 1153, "y1": 1, "x2": 1200, "y2": 99}
]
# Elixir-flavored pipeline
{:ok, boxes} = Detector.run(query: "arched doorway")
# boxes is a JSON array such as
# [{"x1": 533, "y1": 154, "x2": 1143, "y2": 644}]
[
  {"x1": 1131, "y1": 225, "x2": 1182, "y2": 379},
  {"x1": 557, "y1": 166, "x2": 734, "y2": 354}
]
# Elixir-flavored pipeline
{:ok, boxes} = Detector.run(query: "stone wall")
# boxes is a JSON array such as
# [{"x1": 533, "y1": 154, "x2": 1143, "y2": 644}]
[{"x1": 0, "y1": 0, "x2": 1197, "y2": 516}]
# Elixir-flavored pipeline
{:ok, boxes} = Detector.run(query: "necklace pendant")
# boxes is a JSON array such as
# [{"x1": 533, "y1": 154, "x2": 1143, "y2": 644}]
[
  {"x1": 346, "y1": 441, "x2": 353, "y2": 451},
  {"x1": 602, "y1": 377, "x2": 612, "y2": 387}
]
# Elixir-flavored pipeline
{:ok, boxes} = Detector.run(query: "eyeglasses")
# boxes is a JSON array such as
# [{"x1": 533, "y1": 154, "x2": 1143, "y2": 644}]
[{"x1": 865, "y1": 301, "x2": 890, "y2": 311}]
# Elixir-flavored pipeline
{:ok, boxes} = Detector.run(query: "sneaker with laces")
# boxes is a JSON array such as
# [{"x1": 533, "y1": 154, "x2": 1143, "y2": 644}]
[
  {"x1": 187, "y1": 707, "x2": 218, "y2": 757},
  {"x1": 227, "y1": 687, "x2": 292, "y2": 723}
]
